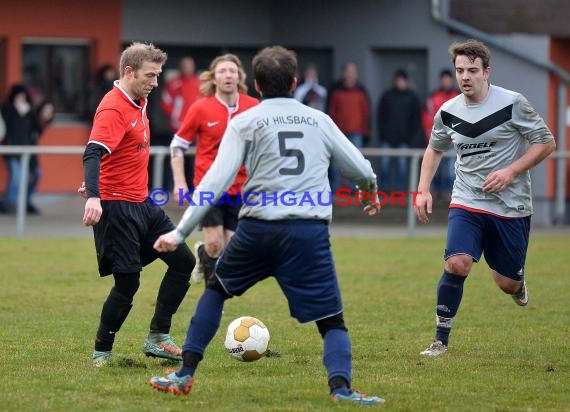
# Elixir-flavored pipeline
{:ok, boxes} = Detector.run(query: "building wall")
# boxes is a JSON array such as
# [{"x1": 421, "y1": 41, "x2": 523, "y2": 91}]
[
  {"x1": 121, "y1": 0, "x2": 272, "y2": 46},
  {"x1": 122, "y1": 0, "x2": 551, "y2": 119},
  {"x1": 0, "y1": 0, "x2": 122, "y2": 192},
  {"x1": 0, "y1": 1, "x2": 121, "y2": 92},
  {"x1": 450, "y1": 0, "x2": 570, "y2": 36},
  {"x1": 549, "y1": 38, "x2": 570, "y2": 202}
]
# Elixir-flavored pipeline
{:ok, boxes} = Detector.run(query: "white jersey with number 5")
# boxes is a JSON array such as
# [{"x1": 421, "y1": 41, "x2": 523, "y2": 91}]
[{"x1": 175, "y1": 97, "x2": 376, "y2": 237}]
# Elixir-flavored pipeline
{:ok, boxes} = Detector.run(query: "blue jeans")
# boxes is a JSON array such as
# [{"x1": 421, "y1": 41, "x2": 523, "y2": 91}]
[
  {"x1": 329, "y1": 133, "x2": 363, "y2": 192},
  {"x1": 433, "y1": 155, "x2": 456, "y2": 195},
  {"x1": 4, "y1": 155, "x2": 40, "y2": 207},
  {"x1": 379, "y1": 142, "x2": 409, "y2": 192}
]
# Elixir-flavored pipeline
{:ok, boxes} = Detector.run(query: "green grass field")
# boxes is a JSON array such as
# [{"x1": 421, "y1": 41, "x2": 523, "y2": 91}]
[{"x1": 1, "y1": 236, "x2": 569, "y2": 411}]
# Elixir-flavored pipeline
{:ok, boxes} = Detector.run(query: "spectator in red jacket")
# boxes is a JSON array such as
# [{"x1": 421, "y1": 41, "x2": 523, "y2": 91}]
[
  {"x1": 159, "y1": 57, "x2": 202, "y2": 191},
  {"x1": 160, "y1": 57, "x2": 201, "y2": 133},
  {"x1": 327, "y1": 62, "x2": 371, "y2": 191},
  {"x1": 424, "y1": 69, "x2": 460, "y2": 198}
]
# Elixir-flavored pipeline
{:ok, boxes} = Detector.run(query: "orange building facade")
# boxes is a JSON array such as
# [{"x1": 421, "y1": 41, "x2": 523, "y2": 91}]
[
  {"x1": 548, "y1": 38, "x2": 570, "y2": 198},
  {"x1": 0, "y1": 0, "x2": 121, "y2": 193}
]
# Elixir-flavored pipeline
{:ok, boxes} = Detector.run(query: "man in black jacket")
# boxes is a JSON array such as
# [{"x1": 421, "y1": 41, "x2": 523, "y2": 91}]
[{"x1": 377, "y1": 69, "x2": 423, "y2": 191}]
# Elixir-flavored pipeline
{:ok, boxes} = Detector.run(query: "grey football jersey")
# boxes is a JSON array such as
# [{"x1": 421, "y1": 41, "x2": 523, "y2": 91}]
[
  {"x1": 430, "y1": 84, "x2": 553, "y2": 217},
  {"x1": 175, "y1": 97, "x2": 376, "y2": 239}
]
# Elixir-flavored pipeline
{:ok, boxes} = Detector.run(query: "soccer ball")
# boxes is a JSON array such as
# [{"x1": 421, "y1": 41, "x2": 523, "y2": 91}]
[{"x1": 224, "y1": 316, "x2": 270, "y2": 362}]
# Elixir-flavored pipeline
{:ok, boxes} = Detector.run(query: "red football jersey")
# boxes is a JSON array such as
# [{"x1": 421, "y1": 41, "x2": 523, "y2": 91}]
[
  {"x1": 160, "y1": 75, "x2": 201, "y2": 131},
  {"x1": 89, "y1": 83, "x2": 151, "y2": 202},
  {"x1": 176, "y1": 93, "x2": 258, "y2": 195}
]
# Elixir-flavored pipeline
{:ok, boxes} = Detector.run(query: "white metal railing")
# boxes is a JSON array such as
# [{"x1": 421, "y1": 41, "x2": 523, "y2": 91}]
[{"x1": 1, "y1": 145, "x2": 568, "y2": 237}]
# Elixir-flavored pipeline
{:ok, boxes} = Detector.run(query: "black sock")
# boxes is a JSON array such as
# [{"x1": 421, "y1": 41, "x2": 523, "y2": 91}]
[
  {"x1": 150, "y1": 269, "x2": 190, "y2": 333},
  {"x1": 95, "y1": 322, "x2": 116, "y2": 352},
  {"x1": 94, "y1": 288, "x2": 133, "y2": 351},
  {"x1": 177, "y1": 351, "x2": 203, "y2": 377},
  {"x1": 328, "y1": 376, "x2": 350, "y2": 394}
]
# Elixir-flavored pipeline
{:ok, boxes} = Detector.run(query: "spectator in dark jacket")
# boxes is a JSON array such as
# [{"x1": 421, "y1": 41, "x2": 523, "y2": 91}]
[
  {"x1": 87, "y1": 64, "x2": 118, "y2": 122},
  {"x1": 377, "y1": 69, "x2": 423, "y2": 191},
  {"x1": 0, "y1": 84, "x2": 53, "y2": 214}
]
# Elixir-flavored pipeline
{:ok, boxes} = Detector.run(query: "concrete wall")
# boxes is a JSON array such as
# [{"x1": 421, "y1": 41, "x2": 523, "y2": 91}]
[
  {"x1": 122, "y1": 0, "x2": 551, "y2": 114},
  {"x1": 450, "y1": 0, "x2": 570, "y2": 36},
  {"x1": 122, "y1": 0, "x2": 272, "y2": 46}
]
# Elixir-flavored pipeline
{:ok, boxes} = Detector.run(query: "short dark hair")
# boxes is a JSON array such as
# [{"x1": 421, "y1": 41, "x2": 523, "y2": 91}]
[
  {"x1": 252, "y1": 46, "x2": 297, "y2": 97},
  {"x1": 394, "y1": 69, "x2": 408, "y2": 80},
  {"x1": 449, "y1": 39, "x2": 491, "y2": 69}
]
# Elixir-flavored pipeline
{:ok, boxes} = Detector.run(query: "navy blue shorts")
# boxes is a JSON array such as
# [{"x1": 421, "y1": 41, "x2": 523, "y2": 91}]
[
  {"x1": 214, "y1": 218, "x2": 342, "y2": 323},
  {"x1": 445, "y1": 207, "x2": 531, "y2": 280}
]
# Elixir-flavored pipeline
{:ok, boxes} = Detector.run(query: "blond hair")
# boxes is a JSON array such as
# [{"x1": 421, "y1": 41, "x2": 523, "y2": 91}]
[
  {"x1": 199, "y1": 54, "x2": 248, "y2": 97},
  {"x1": 119, "y1": 42, "x2": 167, "y2": 78}
]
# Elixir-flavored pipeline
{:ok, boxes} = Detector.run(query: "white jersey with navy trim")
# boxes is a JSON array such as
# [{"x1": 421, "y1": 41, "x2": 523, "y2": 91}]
[
  {"x1": 430, "y1": 84, "x2": 554, "y2": 217},
  {"x1": 174, "y1": 97, "x2": 376, "y2": 240}
]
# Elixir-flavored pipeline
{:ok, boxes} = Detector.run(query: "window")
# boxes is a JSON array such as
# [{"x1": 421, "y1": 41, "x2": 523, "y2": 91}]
[{"x1": 22, "y1": 38, "x2": 91, "y2": 122}]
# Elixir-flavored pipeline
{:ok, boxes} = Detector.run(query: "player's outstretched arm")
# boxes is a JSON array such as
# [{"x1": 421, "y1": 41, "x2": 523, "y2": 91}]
[{"x1": 154, "y1": 121, "x2": 247, "y2": 253}]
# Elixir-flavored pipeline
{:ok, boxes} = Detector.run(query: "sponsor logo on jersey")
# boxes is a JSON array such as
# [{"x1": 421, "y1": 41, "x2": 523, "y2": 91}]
[
  {"x1": 137, "y1": 141, "x2": 149, "y2": 152},
  {"x1": 457, "y1": 141, "x2": 497, "y2": 151},
  {"x1": 457, "y1": 141, "x2": 497, "y2": 158}
]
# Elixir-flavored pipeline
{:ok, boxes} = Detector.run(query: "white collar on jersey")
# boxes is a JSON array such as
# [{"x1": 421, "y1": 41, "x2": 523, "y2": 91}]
[{"x1": 113, "y1": 80, "x2": 148, "y2": 112}]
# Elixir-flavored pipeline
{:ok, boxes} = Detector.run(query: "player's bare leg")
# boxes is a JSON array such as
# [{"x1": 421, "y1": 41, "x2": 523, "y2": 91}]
[{"x1": 492, "y1": 270, "x2": 528, "y2": 306}]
